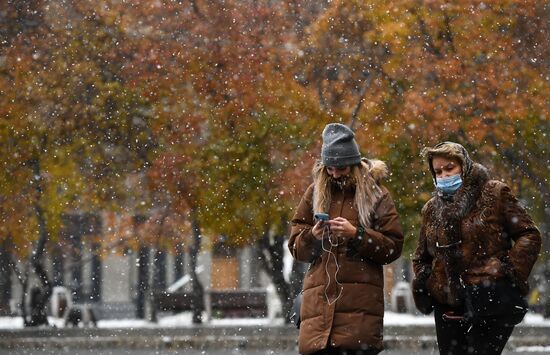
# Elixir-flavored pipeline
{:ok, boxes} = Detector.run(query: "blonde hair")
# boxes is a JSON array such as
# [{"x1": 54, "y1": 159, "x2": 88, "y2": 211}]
[{"x1": 312, "y1": 160, "x2": 383, "y2": 228}]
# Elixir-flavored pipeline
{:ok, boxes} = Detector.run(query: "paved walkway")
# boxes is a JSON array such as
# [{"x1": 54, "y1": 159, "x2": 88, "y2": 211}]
[
  {"x1": 0, "y1": 346, "x2": 548, "y2": 355},
  {"x1": 1, "y1": 324, "x2": 549, "y2": 353},
  {"x1": 0, "y1": 349, "x2": 478, "y2": 355}
]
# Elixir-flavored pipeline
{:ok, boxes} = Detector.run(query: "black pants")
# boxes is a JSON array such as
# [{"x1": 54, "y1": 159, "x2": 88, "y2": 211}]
[
  {"x1": 310, "y1": 346, "x2": 380, "y2": 355},
  {"x1": 434, "y1": 305, "x2": 517, "y2": 355}
]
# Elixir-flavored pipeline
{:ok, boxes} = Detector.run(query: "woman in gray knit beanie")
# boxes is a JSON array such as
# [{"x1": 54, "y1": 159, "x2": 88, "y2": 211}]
[{"x1": 288, "y1": 123, "x2": 404, "y2": 355}]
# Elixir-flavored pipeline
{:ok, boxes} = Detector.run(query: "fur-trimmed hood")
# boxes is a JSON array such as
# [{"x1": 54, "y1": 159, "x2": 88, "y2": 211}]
[
  {"x1": 311, "y1": 157, "x2": 389, "y2": 229},
  {"x1": 311, "y1": 157, "x2": 388, "y2": 182},
  {"x1": 362, "y1": 158, "x2": 389, "y2": 182}
]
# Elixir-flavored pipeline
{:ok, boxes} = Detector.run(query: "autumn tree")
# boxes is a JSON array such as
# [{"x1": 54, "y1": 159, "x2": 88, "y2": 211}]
[
  {"x1": 0, "y1": 2, "x2": 156, "y2": 325},
  {"x1": 110, "y1": 0, "x2": 331, "y2": 321}
]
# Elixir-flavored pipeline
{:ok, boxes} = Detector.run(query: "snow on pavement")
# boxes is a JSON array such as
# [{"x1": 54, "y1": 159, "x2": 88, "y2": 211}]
[{"x1": 1, "y1": 312, "x2": 550, "y2": 330}]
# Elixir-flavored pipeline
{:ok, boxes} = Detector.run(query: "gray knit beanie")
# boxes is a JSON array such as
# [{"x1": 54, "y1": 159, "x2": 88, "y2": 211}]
[{"x1": 321, "y1": 123, "x2": 361, "y2": 167}]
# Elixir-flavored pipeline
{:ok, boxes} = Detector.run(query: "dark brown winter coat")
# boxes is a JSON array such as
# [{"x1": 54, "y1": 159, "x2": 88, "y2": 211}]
[
  {"x1": 412, "y1": 162, "x2": 541, "y2": 310},
  {"x1": 288, "y1": 160, "x2": 403, "y2": 355}
]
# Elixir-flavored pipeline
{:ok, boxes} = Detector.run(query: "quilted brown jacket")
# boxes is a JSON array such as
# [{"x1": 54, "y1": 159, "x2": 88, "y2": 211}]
[
  {"x1": 288, "y1": 160, "x2": 403, "y2": 354},
  {"x1": 412, "y1": 162, "x2": 541, "y2": 309}
]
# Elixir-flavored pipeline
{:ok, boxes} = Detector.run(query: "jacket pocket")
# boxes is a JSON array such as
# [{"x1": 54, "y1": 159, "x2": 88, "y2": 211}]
[{"x1": 467, "y1": 256, "x2": 505, "y2": 279}]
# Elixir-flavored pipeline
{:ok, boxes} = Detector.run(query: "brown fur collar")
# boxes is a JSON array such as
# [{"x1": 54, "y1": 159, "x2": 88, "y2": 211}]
[{"x1": 364, "y1": 158, "x2": 389, "y2": 182}]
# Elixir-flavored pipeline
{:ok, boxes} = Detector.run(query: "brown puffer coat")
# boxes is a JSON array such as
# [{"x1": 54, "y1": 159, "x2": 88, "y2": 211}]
[
  {"x1": 412, "y1": 162, "x2": 541, "y2": 310},
  {"x1": 288, "y1": 160, "x2": 403, "y2": 355}
]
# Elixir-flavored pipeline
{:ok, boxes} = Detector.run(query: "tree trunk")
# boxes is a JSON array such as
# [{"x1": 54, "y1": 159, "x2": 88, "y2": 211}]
[
  {"x1": 68, "y1": 219, "x2": 83, "y2": 303},
  {"x1": 189, "y1": 209, "x2": 205, "y2": 324},
  {"x1": 51, "y1": 248, "x2": 64, "y2": 287},
  {"x1": 25, "y1": 158, "x2": 52, "y2": 327},
  {"x1": 135, "y1": 245, "x2": 149, "y2": 319},
  {"x1": 540, "y1": 201, "x2": 550, "y2": 318},
  {"x1": 0, "y1": 241, "x2": 11, "y2": 315},
  {"x1": 154, "y1": 250, "x2": 167, "y2": 291},
  {"x1": 149, "y1": 248, "x2": 165, "y2": 322},
  {"x1": 26, "y1": 259, "x2": 52, "y2": 327},
  {"x1": 21, "y1": 264, "x2": 29, "y2": 325},
  {"x1": 90, "y1": 242, "x2": 102, "y2": 302},
  {"x1": 147, "y1": 246, "x2": 157, "y2": 323},
  {"x1": 256, "y1": 227, "x2": 293, "y2": 323}
]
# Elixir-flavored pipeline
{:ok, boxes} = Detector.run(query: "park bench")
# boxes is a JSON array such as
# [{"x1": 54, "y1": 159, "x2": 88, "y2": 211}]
[
  {"x1": 155, "y1": 292, "x2": 193, "y2": 312},
  {"x1": 155, "y1": 289, "x2": 268, "y2": 318},
  {"x1": 209, "y1": 289, "x2": 267, "y2": 318}
]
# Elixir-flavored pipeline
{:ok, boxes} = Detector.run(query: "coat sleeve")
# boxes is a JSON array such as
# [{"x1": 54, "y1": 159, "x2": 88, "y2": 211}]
[
  {"x1": 351, "y1": 187, "x2": 404, "y2": 264},
  {"x1": 411, "y1": 202, "x2": 434, "y2": 314},
  {"x1": 500, "y1": 184, "x2": 541, "y2": 293},
  {"x1": 412, "y1": 202, "x2": 434, "y2": 278},
  {"x1": 288, "y1": 185, "x2": 322, "y2": 263}
]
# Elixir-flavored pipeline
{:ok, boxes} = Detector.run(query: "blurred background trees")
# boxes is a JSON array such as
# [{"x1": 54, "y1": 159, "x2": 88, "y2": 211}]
[{"x1": 1, "y1": 0, "x2": 548, "y2": 322}]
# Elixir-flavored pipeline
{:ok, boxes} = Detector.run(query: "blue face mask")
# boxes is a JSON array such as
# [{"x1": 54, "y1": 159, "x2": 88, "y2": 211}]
[{"x1": 436, "y1": 174, "x2": 462, "y2": 194}]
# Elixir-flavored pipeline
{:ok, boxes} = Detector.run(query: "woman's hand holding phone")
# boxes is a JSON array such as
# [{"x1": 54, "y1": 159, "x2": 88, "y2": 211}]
[
  {"x1": 312, "y1": 213, "x2": 330, "y2": 240},
  {"x1": 327, "y1": 217, "x2": 357, "y2": 239}
]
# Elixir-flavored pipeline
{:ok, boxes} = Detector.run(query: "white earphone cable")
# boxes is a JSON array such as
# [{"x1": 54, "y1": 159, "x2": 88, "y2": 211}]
[{"x1": 320, "y1": 224, "x2": 343, "y2": 305}]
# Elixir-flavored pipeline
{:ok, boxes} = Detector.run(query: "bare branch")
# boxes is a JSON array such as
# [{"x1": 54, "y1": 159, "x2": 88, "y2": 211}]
[
  {"x1": 349, "y1": 73, "x2": 373, "y2": 131},
  {"x1": 317, "y1": 78, "x2": 327, "y2": 111},
  {"x1": 410, "y1": 7, "x2": 442, "y2": 58},
  {"x1": 190, "y1": 0, "x2": 204, "y2": 19},
  {"x1": 442, "y1": 12, "x2": 455, "y2": 52},
  {"x1": 487, "y1": 134, "x2": 550, "y2": 199}
]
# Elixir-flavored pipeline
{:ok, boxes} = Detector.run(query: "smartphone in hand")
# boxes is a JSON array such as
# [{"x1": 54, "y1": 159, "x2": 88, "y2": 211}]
[{"x1": 314, "y1": 213, "x2": 330, "y2": 222}]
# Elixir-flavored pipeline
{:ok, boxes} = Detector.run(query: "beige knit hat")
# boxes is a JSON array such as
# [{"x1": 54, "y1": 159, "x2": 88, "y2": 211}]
[{"x1": 421, "y1": 141, "x2": 473, "y2": 182}]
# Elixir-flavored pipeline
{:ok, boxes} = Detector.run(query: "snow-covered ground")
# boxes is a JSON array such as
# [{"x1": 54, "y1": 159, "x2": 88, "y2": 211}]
[{"x1": 1, "y1": 311, "x2": 549, "y2": 330}]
